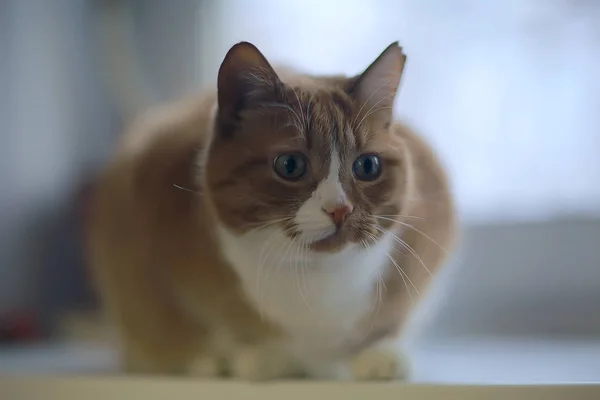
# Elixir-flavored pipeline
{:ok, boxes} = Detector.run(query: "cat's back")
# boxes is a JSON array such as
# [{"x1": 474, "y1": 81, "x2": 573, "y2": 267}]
[
  {"x1": 88, "y1": 91, "x2": 218, "y2": 288},
  {"x1": 117, "y1": 91, "x2": 216, "y2": 161}
]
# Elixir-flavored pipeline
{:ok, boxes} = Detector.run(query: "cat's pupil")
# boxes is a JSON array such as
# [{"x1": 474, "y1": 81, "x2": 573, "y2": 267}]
[
  {"x1": 274, "y1": 154, "x2": 307, "y2": 180},
  {"x1": 353, "y1": 154, "x2": 382, "y2": 181},
  {"x1": 284, "y1": 157, "x2": 296, "y2": 173},
  {"x1": 363, "y1": 158, "x2": 373, "y2": 174}
]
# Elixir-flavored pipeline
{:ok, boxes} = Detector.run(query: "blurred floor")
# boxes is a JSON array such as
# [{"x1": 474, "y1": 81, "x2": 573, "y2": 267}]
[{"x1": 1, "y1": 337, "x2": 599, "y2": 384}]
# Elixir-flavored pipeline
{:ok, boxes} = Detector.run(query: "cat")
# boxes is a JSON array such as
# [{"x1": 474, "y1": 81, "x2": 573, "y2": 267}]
[{"x1": 88, "y1": 41, "x2": 457, "y2": 380}]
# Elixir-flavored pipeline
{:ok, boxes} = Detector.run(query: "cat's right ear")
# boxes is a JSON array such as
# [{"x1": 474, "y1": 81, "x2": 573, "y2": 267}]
[{"x1": 217, "y1": 42, "x2": 281, "y2": 136}]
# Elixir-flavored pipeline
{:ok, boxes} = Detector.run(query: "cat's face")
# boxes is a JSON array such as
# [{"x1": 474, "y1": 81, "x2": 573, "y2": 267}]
[{"x1": 205, "y1": 42, "x2": 409, "y2": 253}]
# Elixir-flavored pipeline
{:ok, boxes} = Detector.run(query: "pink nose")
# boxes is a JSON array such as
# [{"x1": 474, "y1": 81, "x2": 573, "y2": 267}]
[{"x1": 323, "y1": 204, "x2": 353, "y2": 225}]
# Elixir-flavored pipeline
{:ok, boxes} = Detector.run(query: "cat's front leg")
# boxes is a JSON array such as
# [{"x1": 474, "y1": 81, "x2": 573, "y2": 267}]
[
  {"x1": 303, "y1": 340, "x2": 410, "y2": 381},
  {"x1": 187, "y1": 355, "x2": 224, "y2": 378},
  {"x1": 224, "y1": 340, "x2": 410, "y2": 381},
  {"x1": 229, "y1": 344, "x2": 302, "y2": 381},
  {"x1": 351, "y1": 339, "x2": 411, "y2": 381}
]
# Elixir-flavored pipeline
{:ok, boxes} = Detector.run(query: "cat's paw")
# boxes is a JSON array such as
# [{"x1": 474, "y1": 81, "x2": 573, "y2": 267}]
[
  {"x1": 352, "y1": 343, "x2": 410, "y2": 381},
  {"x1": 306, "y1": 362, "x2": 352, "y2": 380},
  {"x1": 230, "y1": 345, "x2": 297, "y2": 381},
  {"x1": 187, "y1": 355, "x2": 223, "y2": 378}
]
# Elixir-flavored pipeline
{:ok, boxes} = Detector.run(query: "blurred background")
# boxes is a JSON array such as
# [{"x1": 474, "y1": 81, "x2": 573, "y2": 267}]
[{"x1": 1, "y1": 0, "x2": 599, "y2": 384}]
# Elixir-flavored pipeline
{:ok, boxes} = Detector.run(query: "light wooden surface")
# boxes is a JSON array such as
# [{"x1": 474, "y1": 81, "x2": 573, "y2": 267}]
[{"x1": 2, "y1": 376, "x2": 599, "y2": 400}]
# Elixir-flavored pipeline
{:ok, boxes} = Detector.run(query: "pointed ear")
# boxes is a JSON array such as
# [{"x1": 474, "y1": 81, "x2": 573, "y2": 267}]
[
  {"x1": 217, "y1": 42, "x2": 281, "y2": 135},
  {"x1": 349, "y1": 42, "x2": 406, "y2": 126}
]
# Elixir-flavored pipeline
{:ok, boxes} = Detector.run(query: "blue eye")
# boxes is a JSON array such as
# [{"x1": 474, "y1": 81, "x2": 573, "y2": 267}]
[
  {"x1": 273, "y1": 154, "x2": 307, "y2": 180},
  {"x1": 353, "y1": 154, "x2": 382, "y2": 181}
]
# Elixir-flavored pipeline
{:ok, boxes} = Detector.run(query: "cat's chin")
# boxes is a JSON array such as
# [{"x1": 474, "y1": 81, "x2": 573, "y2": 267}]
[{"x1": 308, "y1": 230, "x2": 355, "y2": 253}]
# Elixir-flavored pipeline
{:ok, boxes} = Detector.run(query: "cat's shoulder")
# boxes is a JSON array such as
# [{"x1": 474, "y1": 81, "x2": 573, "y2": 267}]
[
  {"x1": 117, "y1": 90, "x2": 217, "y2": 160},
  {"x1": 95, "y1": 90, "x2": 216, "y2": 216}
]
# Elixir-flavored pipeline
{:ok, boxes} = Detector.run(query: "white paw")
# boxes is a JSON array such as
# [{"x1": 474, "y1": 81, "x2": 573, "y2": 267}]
[
  {"x1": 187, "y1": 355, "x2": 222, "y2": 378},
  {"x1": 306, "y1": 360, "x2": 352, "y2": 381},
  {"x1": 352, "y1": 345, "x2": 410, "y2": 381},
  {"x1": 230, "y1": 346, "x2": 296, "y2": 381}
]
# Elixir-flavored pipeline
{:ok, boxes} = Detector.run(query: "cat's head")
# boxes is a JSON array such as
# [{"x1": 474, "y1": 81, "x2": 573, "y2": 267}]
[{"x1": 205, "y1": 42, "x2": 411, "y2": 253}]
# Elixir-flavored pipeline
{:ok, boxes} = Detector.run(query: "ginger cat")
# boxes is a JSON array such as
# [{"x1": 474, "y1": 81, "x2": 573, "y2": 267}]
[{"x1": 88, "y1": 41, "x2": 457, "y2": 380}]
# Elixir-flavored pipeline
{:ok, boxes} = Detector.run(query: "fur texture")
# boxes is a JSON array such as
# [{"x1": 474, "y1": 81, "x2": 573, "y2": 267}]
[{"x1": 88, "y1": 42, "x2": 457, "y2": 380}]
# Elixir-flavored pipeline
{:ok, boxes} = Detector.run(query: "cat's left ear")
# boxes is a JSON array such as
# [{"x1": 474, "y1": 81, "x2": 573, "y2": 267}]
[{"x1": 348, "y1": 42, "x2": 406, "y2": 126}]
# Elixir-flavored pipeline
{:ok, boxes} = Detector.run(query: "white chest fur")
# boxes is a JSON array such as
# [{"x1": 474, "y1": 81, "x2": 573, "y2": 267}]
[{"x1": 217, "y1": 226, "x2": 393, "y2": 361}]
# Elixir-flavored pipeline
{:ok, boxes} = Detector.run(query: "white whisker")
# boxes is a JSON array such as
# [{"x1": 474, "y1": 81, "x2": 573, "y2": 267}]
[
  {"x1": 300, "y1": 240, "x2": 312, "y2": 301},
  {"x1": 306, "y1": 92, "x2": 314, "y2": 133},
  {"x1": 386, "y1": 253, "x2": 416, "y2": 301},
  {"x1": 256, "y1": 229, "x2": 288, "y2": 318},
  {"x1": 261, "y1": 102, "x2": 303, "y2": 131},
  {"x1": 355, "y1": 99, "x2": 396, "y2": 132},
  {"x1": 294, "y1": 236, "x2": 313, "y2": 313},
  {"x1": 355, "y1": 102, "x2": 395, "y2": 129},
  {"x1": 173, "y1": 183, "x2": 200, "y2": 194},
  {"x1": 246, "y1": 217, "x2": 292, "y2": 234},
  {"x1": 373, "y1": 224, "x2": 432, "y2": 278},
  {"x1": 256, "y1": 225, "x2": 297, "y2": 312},
  {"x1": 374, "y1": 214, "x2": 430, "y2": 222},
  {"x1": 351, "y1": 78, "x2": 392, "y2": 130},
  {"x1": 374, "y1": 216, "x2": 449, "y2": 256},
  {"x1": 292, "y1": 89, "x2": 306, "y2": 133},
  {"x1": 355, "y1": 233, "x2": 385, "y2": 344}
]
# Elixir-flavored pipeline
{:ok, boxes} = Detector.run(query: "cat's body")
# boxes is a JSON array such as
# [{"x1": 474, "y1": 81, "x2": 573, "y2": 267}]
[{"x1": 88, "y1": 42, "x2": 457, "y2": 380}]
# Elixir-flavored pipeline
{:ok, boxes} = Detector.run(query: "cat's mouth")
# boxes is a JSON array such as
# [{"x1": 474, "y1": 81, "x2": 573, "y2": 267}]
[
  {"x1": 308, "y1": 228, "x2": 347, "y2": 253},
  {"x1": 294, "y1": 221, "x2": 357, "y2": 253}
]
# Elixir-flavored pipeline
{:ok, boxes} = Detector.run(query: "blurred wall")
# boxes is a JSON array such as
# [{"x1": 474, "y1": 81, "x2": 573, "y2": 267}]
[
  {"x1": 0, "y1": 0, "x2": 203, "y2": 323},
  {"x1": 0, "y1": 0, "x2": 113, "y2": 318},
  {"x1": 416, "y1": 217, "x2": 600, "y2": 340}
]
